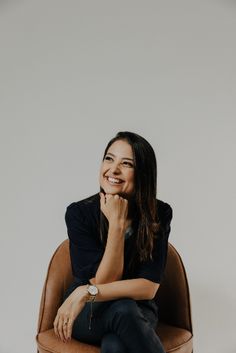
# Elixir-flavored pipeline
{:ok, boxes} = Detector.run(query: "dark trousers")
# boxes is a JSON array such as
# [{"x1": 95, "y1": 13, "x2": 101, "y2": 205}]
[{"x1": 63, "y1": 288, "x2": 165, "y2": 353}]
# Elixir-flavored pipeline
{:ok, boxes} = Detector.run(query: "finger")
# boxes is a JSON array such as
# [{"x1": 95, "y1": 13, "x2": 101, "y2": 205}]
[
  {"x1": 119, "y1": 195, "x2": 127, "y2": 201},
  {"x1": 65, "y1": 318, "x2": 73, "y2": 340},
  {"x1": 58, "y1": 317, "x2": 66, "y2": 342},
  {"x1": 105, "y1": 193, "x2": 113, "y2": 201},
  {"x1": 62, "y1": 319, "x2": 69, "y2": 342},
  {"x1": 53, "y1": 315, "x2": 59, "y2": 338},
  {"x1": 63, "y1": 321, "x2": 69, "y2": 341}
]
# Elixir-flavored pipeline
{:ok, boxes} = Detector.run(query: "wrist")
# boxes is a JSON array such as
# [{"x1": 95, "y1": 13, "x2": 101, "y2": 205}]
[
  {"x1": 75, "y1": 285, "x2": 89, "y2": 304},
  {"x1": 109, "y1": 219, "x2": 126, "y2": 233}
]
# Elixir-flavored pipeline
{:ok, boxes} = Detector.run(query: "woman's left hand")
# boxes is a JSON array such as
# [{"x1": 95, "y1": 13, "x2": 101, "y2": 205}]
[{"x1": 53, "y1": 285, "x2": 87, "y2": 343}]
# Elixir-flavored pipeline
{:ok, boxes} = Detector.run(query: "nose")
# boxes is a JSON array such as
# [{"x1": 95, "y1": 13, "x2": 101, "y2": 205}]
[{"x1": 109, "y1": 161, "x2": 121, "y2": 174}]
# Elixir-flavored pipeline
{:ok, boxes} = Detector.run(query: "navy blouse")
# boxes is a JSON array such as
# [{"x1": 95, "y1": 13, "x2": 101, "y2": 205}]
[{"x1": 64, "y1": 192, "x2": 173, "y2": 312}]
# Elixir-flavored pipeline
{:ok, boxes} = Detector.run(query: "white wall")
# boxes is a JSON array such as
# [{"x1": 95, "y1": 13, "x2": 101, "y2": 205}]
[{"x1": 0, "y1": 1, "x2": 235, "y2": 353}]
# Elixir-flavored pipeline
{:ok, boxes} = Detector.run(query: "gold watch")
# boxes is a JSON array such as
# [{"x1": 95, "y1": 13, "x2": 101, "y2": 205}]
[{"x1": 86, "y1": 284, "x2": 99, "y2": 302}]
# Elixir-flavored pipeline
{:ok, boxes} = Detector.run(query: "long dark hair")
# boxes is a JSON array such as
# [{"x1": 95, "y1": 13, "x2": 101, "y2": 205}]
[{"x1": 99, "y1": 131, "x2": 161, "y2": 272}]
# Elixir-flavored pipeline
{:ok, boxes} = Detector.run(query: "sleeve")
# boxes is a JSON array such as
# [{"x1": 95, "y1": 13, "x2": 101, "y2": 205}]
[
  {"x1": 65, "y1": 203, "x2": 103, "y2": 284},
  {"x1": 134, "y1": 202, "x2": 173, "y2": 284}
]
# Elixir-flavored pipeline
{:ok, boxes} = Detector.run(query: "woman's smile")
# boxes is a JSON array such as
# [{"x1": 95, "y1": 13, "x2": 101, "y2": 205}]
[{"x1": 106, "y1": 176, "x2": 124, "y2": 185}]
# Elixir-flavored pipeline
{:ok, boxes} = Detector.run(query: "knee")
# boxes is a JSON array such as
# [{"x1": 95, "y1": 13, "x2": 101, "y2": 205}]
[
  {"x1": 101, "y1": 333, "x2": 126, "y2": 353},
  {"x1": 111, "y1": 298, "x2": 140, "y2": 319}
]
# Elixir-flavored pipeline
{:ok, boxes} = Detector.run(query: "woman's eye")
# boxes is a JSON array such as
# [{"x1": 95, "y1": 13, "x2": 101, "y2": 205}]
[
  {"x1": 104, "y1": 156, "x2": 112, "y2": 161},
  {"x1": 123, "y1": 161, "x2": 134, "y2": 167},
  {"x1": 104, "y1": 156, "x2": 133, "y2": 167}
]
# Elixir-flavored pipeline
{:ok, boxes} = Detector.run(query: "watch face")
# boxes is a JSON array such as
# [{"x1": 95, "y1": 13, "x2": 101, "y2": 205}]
[{"x1": 89, "y1": 285, "x2": 98, "y2": 295}]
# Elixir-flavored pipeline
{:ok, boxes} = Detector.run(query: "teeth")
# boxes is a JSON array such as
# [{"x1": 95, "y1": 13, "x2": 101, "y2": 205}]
[{"x1": 107, "y1": 177, "x2": 123, "y2": 184}]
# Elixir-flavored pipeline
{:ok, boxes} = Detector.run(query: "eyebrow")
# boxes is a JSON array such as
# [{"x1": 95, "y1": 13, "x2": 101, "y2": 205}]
[{"x1": 106, "y1": 152, "x2": 134, "y2": 161}]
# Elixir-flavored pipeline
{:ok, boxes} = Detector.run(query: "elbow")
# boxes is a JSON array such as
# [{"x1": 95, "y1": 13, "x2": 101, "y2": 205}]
[
  {"x1": 144, "y1": 280, "x2": 160, "y2": 300},
  {"x1": 150, "y1": 283, "x2": 160, "y2": 299}
]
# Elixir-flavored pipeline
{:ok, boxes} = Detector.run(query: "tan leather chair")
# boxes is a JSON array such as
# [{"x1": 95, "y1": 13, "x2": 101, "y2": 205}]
[{"x1": 36, "y1": 240, "x2": 193, "y2": 353}]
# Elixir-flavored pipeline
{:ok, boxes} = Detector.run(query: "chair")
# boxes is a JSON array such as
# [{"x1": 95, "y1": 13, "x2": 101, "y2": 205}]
[{"x1": 36, "y1": 240, "x2": 193, "y2": 353}]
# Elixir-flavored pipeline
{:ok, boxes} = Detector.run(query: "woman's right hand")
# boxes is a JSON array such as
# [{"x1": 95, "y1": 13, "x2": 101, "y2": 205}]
[{"x1": 100, "y1": 192, "x2": 130, "y2": 228}]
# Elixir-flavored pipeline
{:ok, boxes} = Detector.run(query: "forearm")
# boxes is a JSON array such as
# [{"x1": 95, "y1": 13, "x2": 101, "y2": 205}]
[
  {"x1": 93, "y1": 223, "x2": 125, "y2": 284},
  {"x1": 80, "y1": 278, "x2": 160, "y2": 302}
]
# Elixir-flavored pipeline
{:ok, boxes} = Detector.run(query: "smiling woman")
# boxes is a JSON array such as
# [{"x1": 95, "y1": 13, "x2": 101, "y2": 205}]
[
  {"x1": 99, "y1": 139, "x2": 135, "y2": 199},
  {"x1": 53, "y1": 131, "x2": 173, "y2": 353}
]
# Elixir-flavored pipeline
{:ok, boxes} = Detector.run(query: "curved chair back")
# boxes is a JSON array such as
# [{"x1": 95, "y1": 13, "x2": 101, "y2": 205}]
[
  {"x1": 155, "y1": 243, "x2": 193, "y2": 332},
  {"x1": 37, "y1": 239, "x2": 73, "y2": 333}
]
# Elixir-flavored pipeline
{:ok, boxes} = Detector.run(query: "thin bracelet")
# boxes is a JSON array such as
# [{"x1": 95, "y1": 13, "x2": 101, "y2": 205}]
[
  {"x1": 88, "y1": 301, "x2": 93, "y2": 330},
  {"x1": 88, "y1": 296, "x2": 96, "y2": 330}
]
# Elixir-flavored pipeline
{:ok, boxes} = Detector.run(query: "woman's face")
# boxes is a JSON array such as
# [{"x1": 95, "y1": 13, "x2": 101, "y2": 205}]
[{"x1": 99, "y1": 139, "x2": 135, "y2": 199}]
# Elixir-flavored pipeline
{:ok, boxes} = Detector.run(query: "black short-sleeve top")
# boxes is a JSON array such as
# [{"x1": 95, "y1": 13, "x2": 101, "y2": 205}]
[{"x1": 64, "y1": 192, "x2": 173, "y2": 312}]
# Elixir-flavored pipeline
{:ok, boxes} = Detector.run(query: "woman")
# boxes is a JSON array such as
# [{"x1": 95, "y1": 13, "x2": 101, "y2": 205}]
[{"x1": 53, "y1": 131, "x2": 173, "y2": 353}]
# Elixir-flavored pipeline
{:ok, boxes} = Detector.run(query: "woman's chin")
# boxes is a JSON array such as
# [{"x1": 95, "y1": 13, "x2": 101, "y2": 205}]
[
  {"x1": 100, "y1": 183, "x2": 133, "y2": 198},
  {"x1": 104, "y1": 188, "x2": 119, "y2": 195}
]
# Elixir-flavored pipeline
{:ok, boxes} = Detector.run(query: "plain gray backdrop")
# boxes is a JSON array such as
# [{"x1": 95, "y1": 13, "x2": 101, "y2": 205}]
[{"x1": 0, "y1": 1, "x2": 235, "y2": 353}]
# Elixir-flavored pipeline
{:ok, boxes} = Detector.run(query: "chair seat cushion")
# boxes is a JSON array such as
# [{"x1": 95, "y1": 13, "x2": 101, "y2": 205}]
[
  {"x1": 37, "y1": 329, "x2": 100, "y2": 353},
  {"x1": 36, "y1": 323, "x2": 193, "y2": 353}
]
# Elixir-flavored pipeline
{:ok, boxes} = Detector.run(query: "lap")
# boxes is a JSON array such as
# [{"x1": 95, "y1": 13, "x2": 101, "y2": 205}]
[
  {"x1": 63, "y1": 289, "x2": 158, "y2": 344},
  {"x1": 105, "y1": 298, "x2": 158, "y2": 329},
  {"x1": 136, "y1": 302, "x2": 158, "y2": 329}
]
